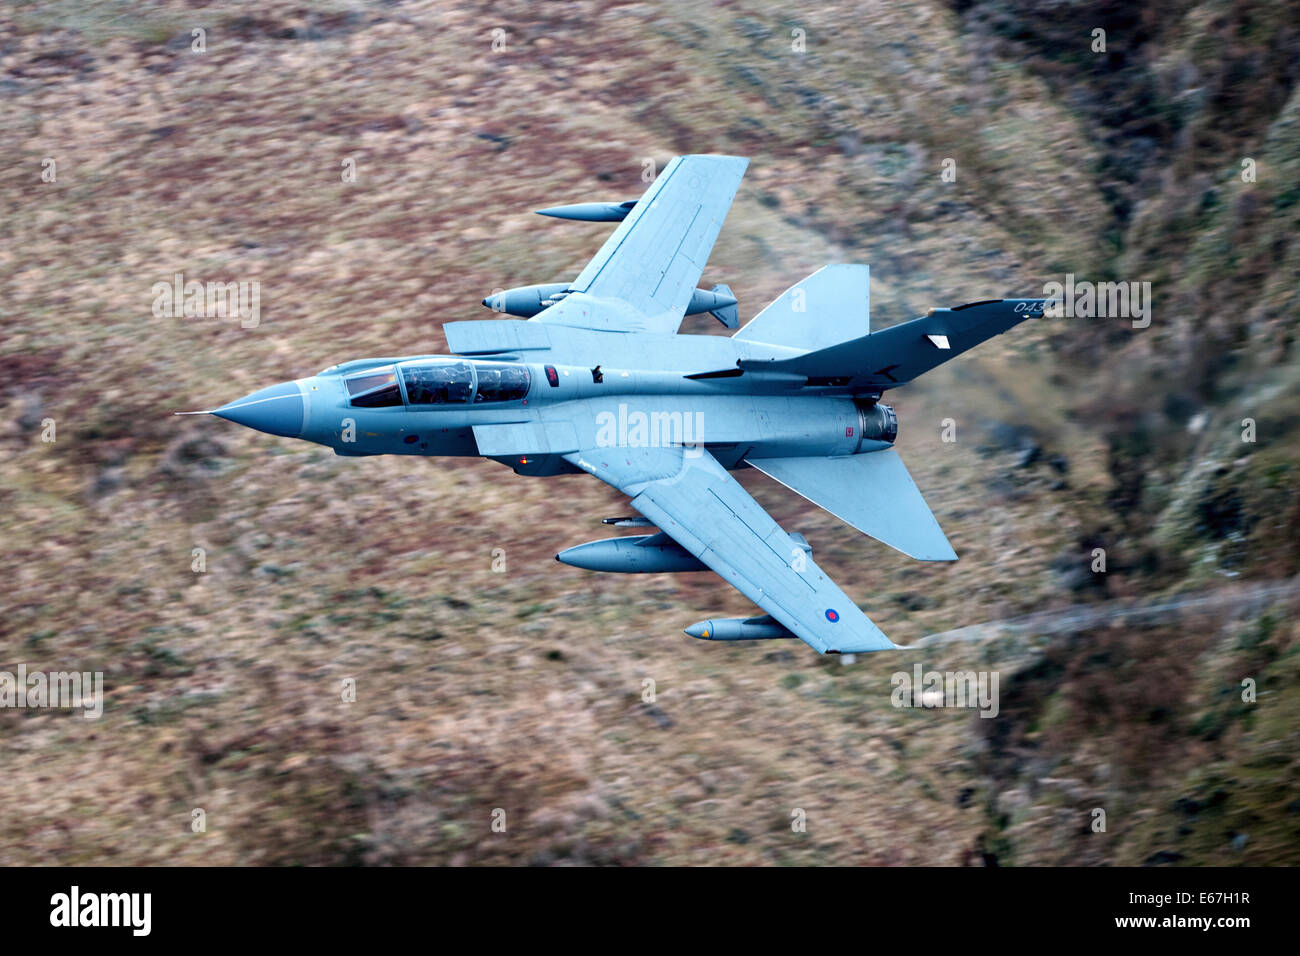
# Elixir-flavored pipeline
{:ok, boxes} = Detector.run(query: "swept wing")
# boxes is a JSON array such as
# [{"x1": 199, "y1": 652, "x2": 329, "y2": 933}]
[
  {"x1": 562, "y1": 445, "x2": 895, "y2": 654},
  {"x1": 533, "y1": 155, "x2": 748, "y2": 335}
]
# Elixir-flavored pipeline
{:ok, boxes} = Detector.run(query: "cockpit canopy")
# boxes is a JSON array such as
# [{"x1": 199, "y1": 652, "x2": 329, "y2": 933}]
[
  {"x1": 344, "y1": 360, "x2": 529, "y2": 408},
  {"x1": 471, "y1": 363, "x2": 530, "y2": 403},
  {"x1": 345, "y1": 366, "x2": 401, "y2": 407},
  {"x1": 403, "y1": 362, "x2": 473, "y2": 405}
]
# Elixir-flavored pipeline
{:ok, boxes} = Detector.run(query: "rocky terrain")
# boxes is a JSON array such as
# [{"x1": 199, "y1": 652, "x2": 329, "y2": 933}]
[{"x1": 2, "y1": 0, "x2": 1297, "y2": 865}]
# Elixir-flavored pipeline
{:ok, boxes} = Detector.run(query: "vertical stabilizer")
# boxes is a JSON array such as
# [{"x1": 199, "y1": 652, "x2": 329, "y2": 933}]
[{"x1": 733, "y1": 264, "x2": 869, "y2": 351}]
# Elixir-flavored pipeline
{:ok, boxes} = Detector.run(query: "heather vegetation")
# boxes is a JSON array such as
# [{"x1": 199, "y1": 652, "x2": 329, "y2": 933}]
[{"x1": 2, "y1": 0, "x2": 1297, "y2": 865}]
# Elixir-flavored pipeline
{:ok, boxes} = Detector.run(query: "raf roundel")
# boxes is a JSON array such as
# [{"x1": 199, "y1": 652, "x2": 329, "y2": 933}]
[{"x1": 825, "y1": 608, "x2": 839, "y2": 623}]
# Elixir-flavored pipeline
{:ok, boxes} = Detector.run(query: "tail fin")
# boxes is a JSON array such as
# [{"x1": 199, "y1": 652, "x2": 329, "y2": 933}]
[
  {"x1": 733, "y1": 264, "x2": 869, "y2": 351},
  {"x1": 737, "y1": 298, "x2": 1048, "y2": 391}
]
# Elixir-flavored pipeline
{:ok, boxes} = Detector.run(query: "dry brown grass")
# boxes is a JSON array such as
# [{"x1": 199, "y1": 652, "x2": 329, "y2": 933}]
[{"x1": 2, "y1": 0, "x2": 1297, "y2": 866}]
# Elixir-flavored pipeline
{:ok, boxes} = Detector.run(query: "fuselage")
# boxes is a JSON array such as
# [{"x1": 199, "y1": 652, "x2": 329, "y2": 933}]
[{"x1": 214, "y1": 344, "x2": 897, "y2": 474}]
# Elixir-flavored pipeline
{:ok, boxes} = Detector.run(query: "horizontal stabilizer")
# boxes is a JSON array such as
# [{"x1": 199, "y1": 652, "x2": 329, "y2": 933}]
[{"x1": 748, "y1": 449, "x2": 957, "y2": 561}]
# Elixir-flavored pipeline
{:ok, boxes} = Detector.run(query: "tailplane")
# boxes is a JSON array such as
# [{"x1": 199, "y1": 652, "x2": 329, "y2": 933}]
[{"x1": 747, "y1": 449, "x2": 957, "y2": 561}]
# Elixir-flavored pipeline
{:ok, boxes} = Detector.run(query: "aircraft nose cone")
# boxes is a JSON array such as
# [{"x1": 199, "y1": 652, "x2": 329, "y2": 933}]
[
  {"x1": 213, "y1": 381, "x2": 305, "y2": 438},
  {"x1": 684, "y1": 621, "x2": 710, "y2": 639}
]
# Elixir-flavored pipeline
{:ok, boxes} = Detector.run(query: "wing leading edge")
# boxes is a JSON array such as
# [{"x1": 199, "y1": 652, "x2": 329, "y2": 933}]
[
  {"x1": 533, "y1": 155, "x2": 748, "y2": 335},
  {"x1": 563, "y1": 445, "x2": 895, "y2": 654}
]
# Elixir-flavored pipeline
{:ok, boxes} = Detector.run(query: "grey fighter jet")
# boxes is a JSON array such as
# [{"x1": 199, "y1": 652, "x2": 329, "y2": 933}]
[{"x1": 196, "y1": 155, "x2": 1046, "y2": 654}]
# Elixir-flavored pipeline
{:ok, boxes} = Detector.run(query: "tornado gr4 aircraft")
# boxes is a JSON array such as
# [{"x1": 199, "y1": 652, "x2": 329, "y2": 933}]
[{"x1": 195, "y1": 155, "x2": 1046, "y2": 654}]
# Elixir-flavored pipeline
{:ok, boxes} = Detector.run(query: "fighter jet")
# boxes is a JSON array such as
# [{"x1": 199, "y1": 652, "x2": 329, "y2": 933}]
[{"x1": 195, "y1": 155, "x2": 1046, "y2": 654}]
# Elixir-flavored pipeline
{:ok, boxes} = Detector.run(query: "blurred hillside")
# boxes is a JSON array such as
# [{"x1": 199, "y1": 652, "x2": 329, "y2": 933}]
[{"x1": 2, "y1": 0, "x2": 1298, "y2": 865}]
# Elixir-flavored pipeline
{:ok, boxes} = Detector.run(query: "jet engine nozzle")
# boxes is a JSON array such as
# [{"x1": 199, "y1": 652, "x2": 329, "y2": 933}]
[{"x1": 858, "y1": 401, "x2": 898, "y2": 444}]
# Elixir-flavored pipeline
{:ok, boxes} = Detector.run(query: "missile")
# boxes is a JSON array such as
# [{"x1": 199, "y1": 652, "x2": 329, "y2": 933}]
[
  {"x1": 556, "y1": 532, "x2": 707, "y2": 573},
  {"x1": 483, "y1": 283, "x2": 739, "y2": 321},
  {"x1": 535, "y1": 200, "x2": 637, "y2": 222},
  {"x1": 684, "y1": 615, "x2": 797, "y2": 641},
  {"x1": 601, "y1": 516, "x2": 655, "y2": 527}
]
